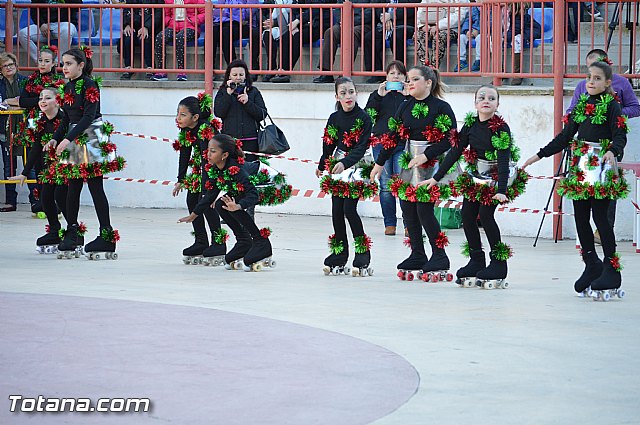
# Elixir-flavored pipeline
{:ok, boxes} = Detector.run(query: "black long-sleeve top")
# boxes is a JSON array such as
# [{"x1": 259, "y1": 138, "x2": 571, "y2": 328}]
[
  {"x1": 375, "y1": 95, "x2": 456, "y2": 166},
  {"x1": 318, "y1": 105, "x2": 372, "y2": 171},
  {"x1": 22, "y1": 110, "x2": 65, "y2": 177},
  {"x1": 31, "y1": 0, "x2": 81, "y2": 28},
  {"x1": 434, "y1": 116, "x2": 512, "y2": 195},
  {"x1": 52, "y1": 75, "x2": 101, "y2": 143},
  {"x1": 537, "y1": 93, "x2": 627, "y2": 160},
  {"x1": 18, "y1": 70, "x2": 64, "y2": 110},
  {"x1": 194, "y1": 159, "x2": 259, "y2": 215},
  {"x1": 122, "y1": 0, "x2": 164, "y2": 33},
  {"x1": 365, "y1": 89, "x2": 408, "y2": 135},
  {"x1": 214, "y1": 86, "x2": 268, "y2": 140},
  {"x1": 177, "y1": 123, "x2": 208, "y2": 191}
]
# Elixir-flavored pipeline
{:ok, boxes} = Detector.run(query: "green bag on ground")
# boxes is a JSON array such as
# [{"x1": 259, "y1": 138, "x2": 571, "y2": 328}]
[{"x1": 435, "y1": 207, "x2": 463, "y2": 229}]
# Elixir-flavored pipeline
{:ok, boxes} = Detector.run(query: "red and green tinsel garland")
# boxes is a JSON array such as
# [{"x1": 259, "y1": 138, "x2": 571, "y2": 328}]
[
  {"x1": 461, "y1": 241, "x2": 471, "y2": 257},
  {"x1": 101, "y1": 228, "x2": 121, "y2": 243},
  {"x1": 213, "y1": 228, "x2": 229, "y2": 245},
  {"x1": 327, "y1": 234, "x2": 344, "y2": 255},
  {"x1": 610, "y1": 253, "x2": 623, "y2": 272},
  {"x1": 454, "y1": 168, "x2": 529, "y2": 205},
  {"x1": 42, "y1": 157, "x2": 126, "y2": 185},
  {"x1": 320, "y1": 175, "x2": 378, "y2": 199},
  {"x1": 58, "y1": 222, "x2": 87, "y2": 239},
  {"x1": 435, "y1": 231, "x2": 449, "y2": 249},
  {"x1": 341, "y1": 119, "x2": 365, "y2": 148},
  {"x1": 572, "y1": 93, "x2": 615, "y2": 126},
  {"x1": 491, "y1": 242, "x2": 513, "y2": 261},
  {"x1": 206, "y1": 166, "x2": 245, "y2": 197},
  {"x1": 369, "y1": 133, "x2": 398, "y2": 150},
  {"x1": 558, "y1": 169, "x2": 628, "y2": 201},
  {"x1": 353, "y1": 234, "x2": 372, "y2": 254},
  {"x1": 249, "y1": 169, "x2": 292, "y2": 206},
  {"x1": 365, "y1": 107, "x2": 378, "y2": 125},
  {"x1": 323, "y1": 124, "x2": 339, "y2": 145},
  {"x1": 259, "y1": 227, "x2": 272, "y2": 238},
  {"x1": 388, "y1": 175, "x2": 456, "y2": 203}
]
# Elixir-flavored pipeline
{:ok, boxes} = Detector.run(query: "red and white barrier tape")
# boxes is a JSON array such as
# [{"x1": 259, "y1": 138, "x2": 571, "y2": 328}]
[{"x1": 112, "y1": 131, "x2": 176, "y2": 144}]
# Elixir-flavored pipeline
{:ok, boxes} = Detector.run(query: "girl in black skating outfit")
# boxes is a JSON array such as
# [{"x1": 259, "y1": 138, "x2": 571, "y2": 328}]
[
  {"x1": 9, "y1": 87, "x2": 68, "y2": 250},
  {"x1": 172, "y1": 94, "x2": 223, "y2": 261},
  {"x1": 523, "y1": 61, "x2": 629, "y2": 298},
  {"x1": 421, "y1": 85, "x2": 529, "y2": 287},
  {"x1": 365, "y1": 60, "x2": 408, "y2": 236},
  {"x1": 317, "y1": 77, "x2": 376, "y2": 275},
  {"x1": 370, "y1": 65, "x2": 456, "y2": 280},
  {"x1": 49, "y1": 47, "x2": 125, "y2": 256},
  {"x1": 178, "y1": 134, "x2": 273, "y2": 270}
]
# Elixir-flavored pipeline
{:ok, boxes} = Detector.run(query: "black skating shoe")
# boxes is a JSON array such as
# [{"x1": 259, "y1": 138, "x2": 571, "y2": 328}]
[
  {"x1": 574, "y1": 250, "x2": 603, "y2": 295},
  {"x1": 203, "y1": 243, "x2": 226, "y2": 266},
  {"x1": 351, "y1": 235, "x2": 373, "y2": 277},
  {"x1": 456, "y1": 249, "x2": 486, "y2": 287},
  {"x1": 182, "y1": 235, "x2": 209, "y2": 265},
  {"x1": 396, "y1": 252, "x2": 428, "y2": 281},
  {"x1": 590, "y1": 256, "x2": 624, "y2": 301},
  {"x1": 323, "y1": 235, "x2": 350, "y2": 275},
  {"x1": 420, "y1": 249, "x2": 452, "y2": 283},
  {"x1": 36, "y1": 226, "x2": 61, "y2": 254},
  {"x1": 243, "y1": 234, "x2": 274, "y2": 272},
  {"x1": 225, "y1": 232, "x2": 253, "y2": 270},
  {"x1": 57, "y1": 224, "x2": 84, "y2": 259},
  {"x1": 85, "y1": 227, "x2": 118, "y2": 260},
  {"x1": 476, "y1": 259, "x2": 508, "y2": 289}
]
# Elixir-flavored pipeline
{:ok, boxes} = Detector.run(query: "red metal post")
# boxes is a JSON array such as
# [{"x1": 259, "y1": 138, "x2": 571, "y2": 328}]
[
  {"x1": 341, "y1": 1, "x2": 353, "y2": 78},
  {"x1": 204, "y1": 0, "x2": 213, "y2": 94},
  {"x1": 5, "y1": 0, "x2": 14, "y2": 53},
  {"x1": 552, "y1": 0, "x2": 566, "y2": 239},
  {"x1": 491, "y1": 3, "x2": 502, "y2": 86}
]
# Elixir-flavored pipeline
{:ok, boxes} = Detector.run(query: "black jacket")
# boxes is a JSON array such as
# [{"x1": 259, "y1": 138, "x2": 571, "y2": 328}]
[
  {"x1": 22, "y1": 110, "x2": 65, "y2": 177},
  {"x1": 214, "y1": 85, "x2": 267, "y2": 153},
  {"x1": 365, "y1": 89, "x2": 407, "y2": 135},
  {"x1": 0, "y1": 74, "x2": 27, "y2": 136},
  {"x1": 318, "y1": 105, "x2": 372, "y2": 171},
  {"x1": 194, "y1": 158, "x2": 259, "y2": 214},
  {"x1": 52, "y1": 75, "x2": 101, "y2": 142},
  {"x1": 122, "y1": 0, "x2": 164, "y2": 34}
]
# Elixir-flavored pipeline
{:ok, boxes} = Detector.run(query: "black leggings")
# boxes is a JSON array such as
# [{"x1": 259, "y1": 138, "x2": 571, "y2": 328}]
[
  {"x1": 66, "y1": 177, "x2": 110, "y2": 228},
  {"x1": 187, "y1": 191, "x2": 221, "y2": 241},
  {"x1": 214, "y1": 198, "x2": 260, "y2": 238},
  {"x1": 331, "y1": 197, "x2": 364, "y2": 240},
  {"x1": 41, "y1": 183, "x2": 68, "y2": 230},
  {"x1": 461, "y1": 198, "x2": 500, "y2": 252},
  {"x1": 400, "y1": 200, "x2": 442, "y2": 250},
  {"x1": 573, "y1": 198, "x2": 616, "y2": 257}
]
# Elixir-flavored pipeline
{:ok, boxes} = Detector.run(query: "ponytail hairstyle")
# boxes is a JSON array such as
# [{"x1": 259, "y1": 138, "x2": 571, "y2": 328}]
[
  {"x1": 334, "y1": 76, "x2": 357, "y2": 110},
  {"x1": 212, "y1": 133, "x2": 245, "y2": 162},
  {"x1": 178, "y1": 94, "x2": 212, "y2": 123},
  {"x1": 410, "y1": 65, "x2": 446, "y2": 99},
  {"x1": 588, "y1": 61, "x2": 615, "y2": 96},
  {"x1": 62, "y1": 47, "x2": 93, "y2": 76}
]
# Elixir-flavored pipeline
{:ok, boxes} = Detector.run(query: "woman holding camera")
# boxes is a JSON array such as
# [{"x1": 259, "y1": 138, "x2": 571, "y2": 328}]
[
  {"x1": 214, "y1": 60, "x2": 268, "y2": 163},
  {"x1": 364, "y1": 60, "x2": 408, "y2": 236}
]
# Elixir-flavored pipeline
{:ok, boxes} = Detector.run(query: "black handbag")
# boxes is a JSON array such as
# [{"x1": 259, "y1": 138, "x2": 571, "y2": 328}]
[{"x1": 258, "y1": 113, "x2": 290, "y2": 155}]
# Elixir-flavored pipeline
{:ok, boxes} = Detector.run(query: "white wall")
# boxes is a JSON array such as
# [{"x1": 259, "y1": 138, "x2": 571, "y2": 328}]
[{"x1": 7, "y1": 84, "x2": 639, "y2": 240}]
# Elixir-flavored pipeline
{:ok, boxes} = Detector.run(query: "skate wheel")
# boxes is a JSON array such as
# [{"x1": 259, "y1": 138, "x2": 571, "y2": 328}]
[
  {"x1": 57, "y1": 253, "x2": 63, "y2": 259},
  {"x1": 94, "y1": 254, "x2": 100, "y2": 260},
  {"x1": 446, "y1": 273, "x2": 454, "y2": 282},
  {"x1": 420, "y1": 273, "x2": 429, "y2": 282},
  {"x1": 269, "y1": 260, "x2": 276, "y2": 268},
  {"x1": 233, "y1": 261, "x2": 242, "y2": 270},
  {"x1": 252, "y1": 263, "x2": 262, "y2": 272},
  {"x1": 617, "y1": 289, "x2": 625, "y2": 299},
  {"x1": 343, "y1": 266, "x2": 351, "y2": 275},
  {"x1": 406, "y1": 272, "x2": 414, "y2": 281},
  {"x1": 367, "y1": 267, "x2": 373, "y2": 276},
  {"x1": 397, "y1": 271, "x2": 406, "y2": 280},
  {"x1": 465, "y1": 280, "x2": 475, "y2": 288},
  {"x1": 183, "y1": 257, "x2": 191, "y2": 265},
  {"x1": 351, "y1": 268, "x2": 358, "y2": 277},
  {"x1": 323, "y1": 266, "x2": 331, "y2": 276},
  {"x1": 111, "y1": 253, "x2": 118, "y2": 260},
  {"x1": 483, "y1": 281, "x2": 494, "y2": 289},
  {"x1": 225, "y1": 263, "x2": 233, "y2": 270},
  {"x1": 431, "y1": 274, "x2": 439, "y2": 283},
  {"x1": 601, "y1": 291, "x2": 611, "y2": 302},
  {"x1": 501, "y1": 281, "x2": 509, "y2": 289}
]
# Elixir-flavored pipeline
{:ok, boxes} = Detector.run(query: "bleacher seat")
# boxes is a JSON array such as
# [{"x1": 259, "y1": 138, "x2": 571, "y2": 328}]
[
  {"x1": 90, "y1": 9, "x2": 121, "y2": 45},
  {"x1": 529, "y1": 7, "x2": 553, "y2": 47},
  {"x1": 71, "y1": 8, "x2": 97, "y2": 44}
]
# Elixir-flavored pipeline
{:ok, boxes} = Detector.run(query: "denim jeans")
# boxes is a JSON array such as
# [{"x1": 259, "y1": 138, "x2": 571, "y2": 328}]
[
  {"x1": 372, "y1": 144, "x2": 403, "y2": 227},
  {"x1": 18, "y1": 23, "x2": 78, "y2": 63}
]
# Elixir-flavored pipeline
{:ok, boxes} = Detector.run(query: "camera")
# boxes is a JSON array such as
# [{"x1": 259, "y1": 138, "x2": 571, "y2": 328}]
[
  {"x1": 229, "y1": 81, "x2": 246, "y2": 95},
  {"x1": 385, "y1": 81, "x2": 404, "y2": 91}
]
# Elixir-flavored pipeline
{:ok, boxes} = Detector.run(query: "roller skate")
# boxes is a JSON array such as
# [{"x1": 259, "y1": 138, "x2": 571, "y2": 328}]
[
  {"x1": 182, "y1": 235, "x2": 208, "y2": 265},
  {"x1": 420, "y1": 249, "x2": 453, "y2": 283},
  {"x1": 475, "y1": 258, "x2": 508, "y2": 289},
  {"x1": 455, "y1": 249, "x2": 486, "y2": 288},
  {"x1": 396, "y1": 252, "x2": 428, "y2": 281},
  {"x1": 56, "y1": 224, "x2": 85, "y2": 259},
  {"x1": 243, "y1": 230, "x2": 275, "y2": 272},
  {"x1": 36, "y1": 226, "x2": 61, "y2": 255},
  {"x1": 323, "y1": 235, "x2": 350, "y2": 276},
  {"x1": 225, "y1": 232, "x2": 252, "y2": 270},
  {"x1": 85, "y1": 227, "x2": 119, "y2": 260},
  {"x1": 575, "y1": 251, "x2": 602, "y2": 297},
  {"x1": 590, "y1": 256, "x2": 624, "y2": 302},
  {"x1": 31, "y1": 201, "x2": 46, "y2": 219},
  {"x1": 203, "y1": 232, "x2": 227, "y2": 267}
]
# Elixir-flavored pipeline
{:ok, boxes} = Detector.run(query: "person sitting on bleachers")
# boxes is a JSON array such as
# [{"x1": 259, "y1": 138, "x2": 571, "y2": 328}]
[
  {"x1": 505, "y1": 3, "x2": 541, "y2": 85},
  {"x1": 414, "y1": 0, "x2": 466, "y2": 68},
  {"x1": 17, "y1": 0, "x2": 83, "y2": 65},
  {"x1": 119, "y1": 0, "x2": 164, "y2": 80},
  {"x1": 454, "y1": 1, "x2": 478, "y2": 72}
]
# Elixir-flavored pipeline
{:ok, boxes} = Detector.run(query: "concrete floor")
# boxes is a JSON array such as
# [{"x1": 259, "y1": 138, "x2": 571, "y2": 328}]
[{"x1": 1, "y1": 205, "x2": 639, "y2": 424}]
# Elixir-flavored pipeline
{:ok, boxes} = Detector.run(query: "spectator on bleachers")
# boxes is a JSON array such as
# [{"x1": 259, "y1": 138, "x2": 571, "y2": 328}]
[
  {"x1": 454, "y1": 1, "x2": 478, "y2": 72},
  {"x1": 261, "y1": 0, "x2": 295, "y2": 82},
  {"x1": 212, "y1": 0, "x2": 260, "y2": 79},
  {"x1": 264, "y1": 0, "x2": 336, "y2": 83},
  {"x1": 17, "y1": 0, "x2": 82, "y2": 65},
  {"x1": 0, "y1": 53, "x2": 28, "y2": 213},
  {"x1": 312, "y1": 0, "x2": 377, "y2": 83},
  {"x1": 151, "y1": 0, "x2": 206, "y2": 81},
  {"x1": 506, "y1": 3, "x2": 541, "y2": 85},
  {"x1": 363, "y1": 0, "x2": 421, "y2": 83},
  {"x1": 119, "y1": 0, "x2": 164, "y2": 80},
  {"x1": 414, "y1": 0, "x2": 466, "y2": 68}
]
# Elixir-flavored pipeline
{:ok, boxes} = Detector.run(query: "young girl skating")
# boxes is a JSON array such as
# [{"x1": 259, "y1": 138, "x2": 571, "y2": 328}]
[
  {"x1": 523, "y1": 61, "x2": 629, "y2": 301},
  {"x1": 178, "y1": 134, "x2": 274, "y2": 271},
  {"x1": 420, "y1": 85, "x2": 529, "y2": 289},
  {"x1": 317, "y1": 77, "x2": 376, "y2": 277}
]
